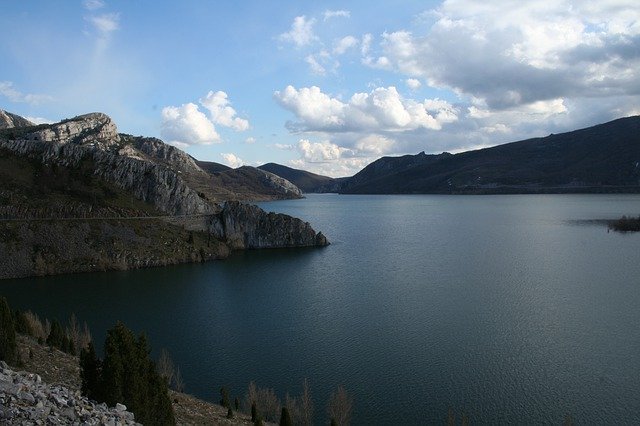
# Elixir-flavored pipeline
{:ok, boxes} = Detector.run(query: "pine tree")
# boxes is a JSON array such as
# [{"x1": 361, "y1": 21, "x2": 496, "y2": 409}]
[
  {"x1": 80, "y1": 321, "x2": 175, "y2": 425},
  {"x1": 220, "y1": 386, "x2": 231, "y2": 409},
  {"x1": 80, "y1": 341, "x2": 101, "y2": 401},
  {"x1": 251, "y1": 401, "x2": 258, "y2": 422},
  {"x1": 0, "y1": 297, "x2": 17, "y2": 365},
  {"x1": 47, "y1": 319, "x2": 66, "y2": 351}
]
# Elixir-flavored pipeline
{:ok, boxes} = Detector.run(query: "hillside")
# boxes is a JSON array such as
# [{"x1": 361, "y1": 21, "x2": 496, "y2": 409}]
[
  {"x1": 338, "y1": 115, "x2": 640, "y2": 194},
  {"x1": 0, "y1": 110, "x2": 328, "y2": 279},
  {"x1": 258, "y1": 163, "x2": 336, "y2": 193}
]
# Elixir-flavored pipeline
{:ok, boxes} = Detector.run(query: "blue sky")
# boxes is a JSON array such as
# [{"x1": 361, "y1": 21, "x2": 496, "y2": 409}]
[{"x1": 1, "y1": 1, "x2": 639, "y2": 177}]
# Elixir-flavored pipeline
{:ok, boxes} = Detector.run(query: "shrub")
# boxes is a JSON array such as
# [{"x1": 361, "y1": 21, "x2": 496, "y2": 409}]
[
  {"x1": 80, "y1": 341, "x2": 101, "y2": 401},
  {"x1": 0, "y1": 297, "x2": 17, "y2": 365},
  {"x1": 327, "y1": 386, "x2": 352, "y2": 426},
  {"x1": 243, "y1": 381, "x2": 281, "y2": 422}
]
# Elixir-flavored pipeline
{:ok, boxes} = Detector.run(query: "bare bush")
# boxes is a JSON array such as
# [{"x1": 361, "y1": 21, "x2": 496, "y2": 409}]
[
  {"x1": 23, "y1": 311, "x2": 47, "y2": 341},
  {"x1": 327, "y1": 386, "x2": 352, "y2": 426},
  {"x1": 157, "y1": 349, "x2": 174, "y2": 386},
  {"x1": 283, "y1": 378, "x2": 314, "y2": 426},
  {"x1": 173, "y1": 367, "x2": 185, "y2": 392},
  {"x1": 243, "y1": 381, "x2": 281, "y2": 422}
]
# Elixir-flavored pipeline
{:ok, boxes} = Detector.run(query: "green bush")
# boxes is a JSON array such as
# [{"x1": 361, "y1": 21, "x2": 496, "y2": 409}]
[{"x1": 0, "y1": 297, "x2": 17, "y2": 365}]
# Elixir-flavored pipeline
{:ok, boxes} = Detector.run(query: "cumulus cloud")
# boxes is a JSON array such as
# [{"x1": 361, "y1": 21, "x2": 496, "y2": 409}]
[
  {"x1": 274, "y1": 85, "x2": 458, "y2": 132},
  {"x1": 323, "y1": 10, "x2": 350, "y2": 21},
  {"x1": 406, "y1": 78, "x2": 422, "y2": 90},
  {"x1": 245, "y1": 136, "x2": 256, "y2": 144},
  {"x1": 363, "y1": 1, "x2": 640, "y2": 110},
  {"x1": 161, "y1": 103, "x2": 220, "y2": 146},
  {"x1": 279, "y1": 16, "x2": 317, "y2": 47},
  {"x1": 333, "y1": 36, "x2": 359, "y2": 55},
  {"x1": 82, "y1": 0, "x2": 105, "y2": 10},
  {"x1": 220, "y1": 153, "x2": 244, "y2": 168},
  {"x1": 200, "y1": 91, "x2": 249, "y2": 131},
  {"x1": 161, "y1": 91, "x2": 249, "y2": 147},
  {"x1": 0, "y1": 81, "x2": 52, "y2": 105}
]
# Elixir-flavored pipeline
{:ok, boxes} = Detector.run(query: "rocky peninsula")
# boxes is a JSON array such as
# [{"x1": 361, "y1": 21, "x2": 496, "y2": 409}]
[{"x1": 0, "y1": 110, "x2": 328, "y2": 280}]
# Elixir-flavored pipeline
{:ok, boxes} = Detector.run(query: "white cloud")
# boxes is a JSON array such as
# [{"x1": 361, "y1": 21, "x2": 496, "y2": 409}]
[
  {"x1": 279, "y1": 16, "x2": 317, "y2": 47},
  {"x1": 361, "y1": 33, "x2": 373, "y2": 56},
  {"x1": 355, "y1": 134, "x2": 395, "y2": 155},
  {"x1": 305, "y1": 55, "x2": 326, "y2": 75},
  {"x1": 160, "y1": 103, "x2": 220, "y2": 146},
  {"x1": 323, "y1": 10, "x2": 350, "y2": 21},
  {"x1": 297, "y1": 139, "x2": 352, "y2": 162},
  {"x1": 25, "y1": 116, "x2": 53, "y2": 125},
  {"x1": 406, "y1": 78, "x2": 422, "y2": 90},
  {"x1": 333, "y1": 36, "x2": 359, "y2": 55},
  {"x1": 363, "y1": 1, "x2": 640, "y2": 111},
  {"x1": 161, "y1": 91, "x2": 249, "y2": 147},
  {"x1": 88, "y1": 13, "x2": 119, "y2": 36},
  {"x1": 274, "y1": 143, "x2": 294, "y2": 150},
  {"x1": 245, "y1": 136, "x2": 256, "y2": 144},
  {"x1": 83, "y1": 0, "x2": 105, "y2": 10},
  {"x1": 200, "y1": 91, "x2": 249, "y2": 131},
  {"x1": 0, "y1": 81, "x2": 52, "y2": 105},
  {"x1": 274, "y1": 85, "x2": 458, "y2": 132},
  {"x1": 220, "y1": 153, "x2": 244, "y2": 168}
]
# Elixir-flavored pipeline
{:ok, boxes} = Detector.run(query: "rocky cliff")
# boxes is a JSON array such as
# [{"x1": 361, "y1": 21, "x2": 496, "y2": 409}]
[
  {"x1": 0, "y1": 110, "x2": 328, "y2": 279},
  {"x1": 210, "y1": 201, "x2": 328, "y2": 249},
  {"x1": 0, "y1": 110, "x2": 35, "y2": 129}
]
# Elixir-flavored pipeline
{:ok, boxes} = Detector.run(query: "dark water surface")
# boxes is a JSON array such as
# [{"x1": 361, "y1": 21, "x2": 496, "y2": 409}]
[{"x1": 2, "y1": 194, "x2": 640, "y2": 424}]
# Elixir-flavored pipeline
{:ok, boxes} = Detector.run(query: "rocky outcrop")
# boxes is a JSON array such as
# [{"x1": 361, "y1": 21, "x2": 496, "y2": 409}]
[
  {"x1": 0, "y1": 114, "x2": 215, "y2": 216},
  {"x1": 210, "y1": 201, "x2": 329, "y2": 249},
  {"x1": 252, "y1": 167, "x2": 304, "y2": 198},
  {"x1": 0, "y1": 361, "x2": 139, "y2": 425},
  {"x1": 24, "y1": 113, "x2": 120, "y2": 149},
  {"x1": 0, "y1": 109, "x2": 35, "y2": 129}
]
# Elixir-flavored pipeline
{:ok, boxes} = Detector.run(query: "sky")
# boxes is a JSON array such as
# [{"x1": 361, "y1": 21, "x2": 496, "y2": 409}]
[{"x1": 1, "y1": 1, "x2": 639, "y2": 177}]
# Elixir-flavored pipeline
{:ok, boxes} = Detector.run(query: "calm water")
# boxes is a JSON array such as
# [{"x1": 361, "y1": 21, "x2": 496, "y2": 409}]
[{"x1": 2, "y1": 194, "x2": 640, "y2": 424}]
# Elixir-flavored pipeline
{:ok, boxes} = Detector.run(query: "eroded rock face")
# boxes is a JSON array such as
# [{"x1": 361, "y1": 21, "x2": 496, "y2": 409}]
[
  {"x1": 0, "y1": 109, "x2": 35, "y2": 129},
  {"x1": 209, "y1": 201, "x2": 329, "y2": 249},
  {"x1": 254, "y1": 167, "x2": 303, "y2": 199},
  {"x1": 24, "y1": 113, "x2": 120, "y2": 149}
]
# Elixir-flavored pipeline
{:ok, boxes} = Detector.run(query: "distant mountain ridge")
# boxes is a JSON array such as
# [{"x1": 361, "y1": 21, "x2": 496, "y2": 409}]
[
  {"x1": 258, "y1": 163, "x2": 336, "y2": 193},
  {"x1": 261, "y1": 116, "x2": 640, "y2": 194}
]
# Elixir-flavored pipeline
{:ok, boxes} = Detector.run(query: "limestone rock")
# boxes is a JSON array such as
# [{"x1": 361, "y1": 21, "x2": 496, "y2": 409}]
[
  {"x1": 0, "y1": 109, "x2": 35, "y2": 129},
  {"x1": 210, "y1": 201, "x2": 330, "y2": 249}
]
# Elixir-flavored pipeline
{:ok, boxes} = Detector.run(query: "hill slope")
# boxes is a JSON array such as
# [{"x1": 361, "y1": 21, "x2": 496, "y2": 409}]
[
  {"x1": 339, "y1": 116, "x2": 640, "y2": 194},
  {"x1": 258, "y1": 163, "x2": 336, "y2": 193}
]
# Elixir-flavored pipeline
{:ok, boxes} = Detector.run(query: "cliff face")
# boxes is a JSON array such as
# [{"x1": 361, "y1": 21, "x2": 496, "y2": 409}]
[
  {"x1": 0, "y1": 110, "x2": 35, "y2": 129},
  {"x1": 210, "y1": 201, "x2": 328, "y2": 249},
  {"x1": 0, "y1": 111, "x2": 329, "y2": 279}
]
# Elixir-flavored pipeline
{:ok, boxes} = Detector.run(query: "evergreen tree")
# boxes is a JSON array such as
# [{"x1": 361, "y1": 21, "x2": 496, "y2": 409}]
[
  {"x1": 251, "y1": 401, "x2": 258, "y2": 422},
  {"x1": 47, "y1": 319, "x2": 66, "y2": 351},
  {"x1": 234, "y1": 396, "x2": 240, "y2": 411},
  {"x1": 80, "y1": 321, "x2": 175, "y2": 425},
  {"x1": 227, "y1": 407, "x2": 234, "y2": 419},
  {"x1": 13, "y1": 310, "x2": 30, "y2": 335},
  {"x1": 79, "y1": 341, "x2": 101, "y2": 401},
  {"x1": 0, "y1": 297, "x2": 17, "y2": 365},
  {"x1": 220, "y1": 386, "x2": 231, "y2": 408},
  {"x1": 279, "y1": 407, "x2": 293, "y2": 426}
]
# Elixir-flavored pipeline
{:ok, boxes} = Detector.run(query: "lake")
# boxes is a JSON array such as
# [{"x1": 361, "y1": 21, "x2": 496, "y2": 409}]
[{"x1": 2, "y1": 194, "x2": 640, "y2": 424}]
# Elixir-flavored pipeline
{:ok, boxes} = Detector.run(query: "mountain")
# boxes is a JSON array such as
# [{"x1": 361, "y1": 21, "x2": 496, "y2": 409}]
[
  {"x1": 0, "y1": 110, "x2": 34, "y2": 129},
  {"x1": 0, "y1": 110, "x2": 327, "y2": 279},
  {"x1": 258, "y1": 163, "x2": 336, "y2": 193},
  {"x1": 338, "y1": 116, "x2": 640, "y2": 194}
]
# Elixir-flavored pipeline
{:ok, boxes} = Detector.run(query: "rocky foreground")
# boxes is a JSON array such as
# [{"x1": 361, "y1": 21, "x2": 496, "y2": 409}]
[
  {"x1": 1, "y1": 336, "x2": 258, "y2": 425},
  {"x1": 0, "y1": 360, "x2": 139, "y2": 425}
]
